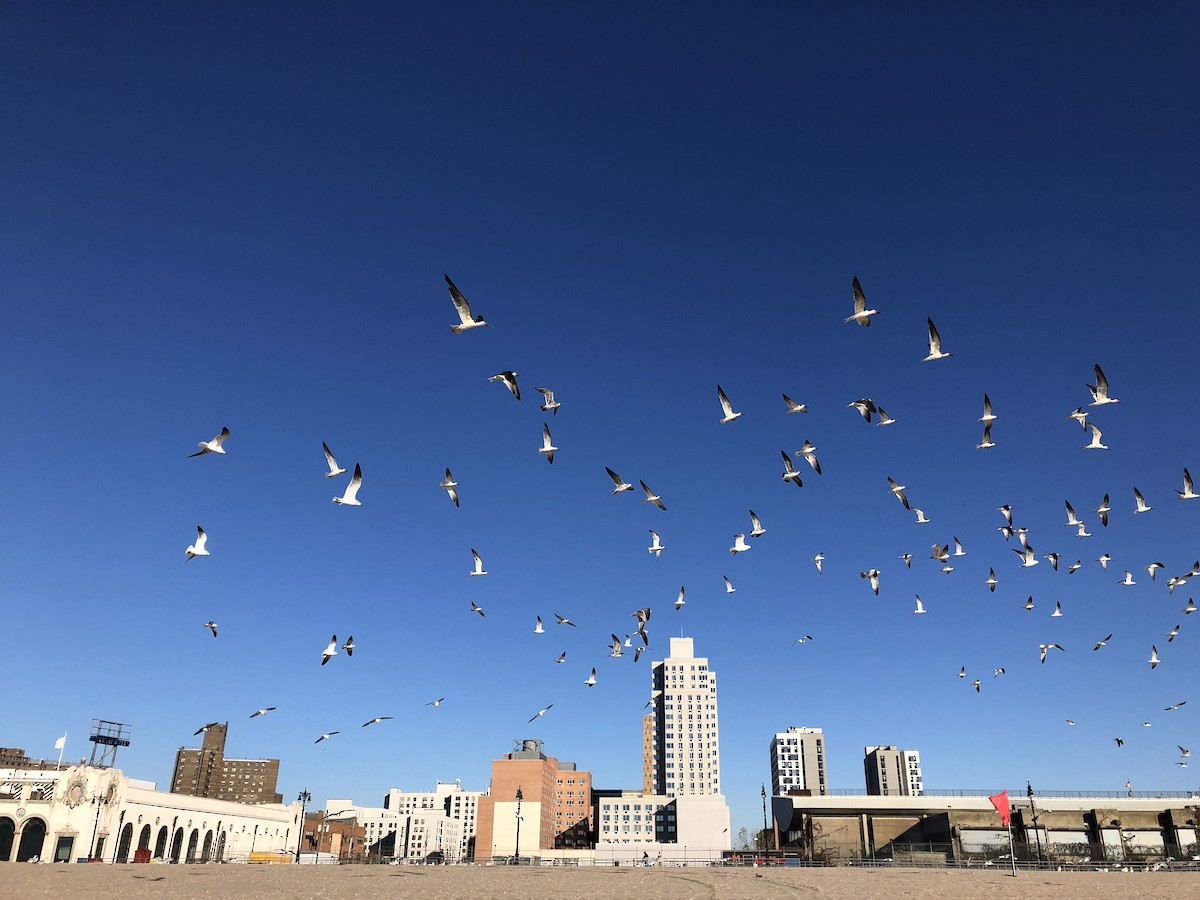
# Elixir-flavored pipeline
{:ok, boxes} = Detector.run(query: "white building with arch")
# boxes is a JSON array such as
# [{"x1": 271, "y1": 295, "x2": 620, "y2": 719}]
[{"x1": 1, "y1": 762, "x2": 301, "y2": 864}]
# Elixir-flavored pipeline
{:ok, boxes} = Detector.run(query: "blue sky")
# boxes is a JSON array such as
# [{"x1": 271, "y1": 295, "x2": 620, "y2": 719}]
[{"x1": 2, "y1": 3, "x2": 1198, "y2": 837}]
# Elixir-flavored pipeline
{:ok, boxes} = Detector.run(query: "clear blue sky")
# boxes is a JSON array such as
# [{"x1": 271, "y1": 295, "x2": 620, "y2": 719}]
[{"x1": 2, "y1": 2, "x2": 1198, "y2": 839}]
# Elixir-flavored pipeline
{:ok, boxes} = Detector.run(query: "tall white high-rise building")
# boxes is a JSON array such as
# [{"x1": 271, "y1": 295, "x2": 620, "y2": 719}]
[
  {"x1": 649, "y1": 637, "x2": 721, "y2": 796},
  {"x1": 769, "y1": 726, "x2": 827, "y2": 796}
]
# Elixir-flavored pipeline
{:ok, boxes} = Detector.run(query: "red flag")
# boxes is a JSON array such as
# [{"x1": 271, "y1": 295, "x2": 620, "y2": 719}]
[{"x1": 989, "y1": 789, "x2": 1011, "y2": 826}]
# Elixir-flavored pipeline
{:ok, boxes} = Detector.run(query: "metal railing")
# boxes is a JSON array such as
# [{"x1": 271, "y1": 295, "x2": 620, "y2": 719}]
[{"x1": 822, "y1": 789, "x2": 1199, "y2": 800}]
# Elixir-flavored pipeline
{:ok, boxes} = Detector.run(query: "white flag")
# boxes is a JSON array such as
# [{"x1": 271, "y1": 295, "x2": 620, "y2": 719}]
[{"x1": 54, "y1": 735, "x2": 66, "y2": 750}]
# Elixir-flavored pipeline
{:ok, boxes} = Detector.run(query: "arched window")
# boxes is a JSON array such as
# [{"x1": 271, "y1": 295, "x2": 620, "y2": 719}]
[
  {"x1": 201, "y1": 831, "x2": 213, "y2": 862},
  {"x1": 116, "y1": 822, "x2": 134, "y2": 863},
  {"x1": 16, "y1": 818, "x2": 47, "y2": 862},
  {"x1": 154, "y1": 826, "x2": 168, "y2": 859},
  {"x1": 170, "y1": 827, "x2": 183, "y2": 863},
  {"x1": 0, "y1": 817, "x2": 15, "y2": 862},
  {"x1": 137, "y1": 824, "x2": 152, "y2": 852},
  {"x1": 186, "y1": 829, "x2": 199, "y2": 862}
]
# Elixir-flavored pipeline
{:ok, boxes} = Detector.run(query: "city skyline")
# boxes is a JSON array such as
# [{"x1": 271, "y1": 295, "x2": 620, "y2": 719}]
[{"x1": 3, "y1": 3, "x2": 1198, "y2": 845}]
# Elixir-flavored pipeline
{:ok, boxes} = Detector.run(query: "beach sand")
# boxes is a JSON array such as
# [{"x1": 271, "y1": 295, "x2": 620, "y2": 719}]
[{"x1": 1, "y1": 864, "x2": 1198, "y2": 899}]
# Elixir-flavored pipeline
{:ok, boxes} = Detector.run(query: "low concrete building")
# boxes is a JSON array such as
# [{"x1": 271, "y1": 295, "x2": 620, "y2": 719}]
[
  {"x1": 595, "y1": 790, "x2": 730, "y2": 856},
  {"x1": 1, "y1": 762, "x2": 301, "y2": 863},
  {"x1": 772, "y1": 791, "x2": 1200, "y2": 864}
]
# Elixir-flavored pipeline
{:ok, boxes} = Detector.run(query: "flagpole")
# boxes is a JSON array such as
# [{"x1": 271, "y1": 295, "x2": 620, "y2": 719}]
[
  {"x1": 1006, "y1": 821, "x2": 1017, "y2": 877},
  {"x1": 56, "y1": 733, "x2": 66, "y2": 771}
]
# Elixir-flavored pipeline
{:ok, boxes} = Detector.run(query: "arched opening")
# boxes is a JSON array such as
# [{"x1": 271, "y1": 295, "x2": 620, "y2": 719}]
[
  {"x1": 201, "y1": 830, "x2": 213, "y2": 862},
  {"x1": 154, "y1": 826, "x2": 168, "y2": 859},
  {"x1": 16, "y1": 818, "x2": 47, "y2": 862},
  {"x1": 137, "y1": 824, "x2": 151, "y2": 851},
  {"x1": 0, "y1": 817, "x2": 15, "y2": 862},
  {"x1": 170, "y1": 828, "x2": 183, "y2": 863},
  {"x1": 215, "y1": 831, "x2": 226, "y2": 862},
  {"x1": 117, "y1": 822, "x2": 134, "y2": 863},
  {"x1": 186, "y1": 829, "x2": 199, "y2": 862}
]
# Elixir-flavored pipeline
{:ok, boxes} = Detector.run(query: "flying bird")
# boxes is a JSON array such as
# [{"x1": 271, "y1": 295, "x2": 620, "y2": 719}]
[
  {"x1": 986, "y1": 568, "x2": 997, "y2": 592},
  {"x1": 781, "y1": 451, "x2": 803, "y2": 487},
  {"x1": 716, "y1": 385, "x2": 743, "y2": 424},
  {"x1": 796, "y1": 441, "x2": 822, "y2": 475},
  {"x1": 887, "y1": 477, "x2": 910, "y2": 509},
  {"x1": 675, "y1": 586, "x2": 686, "y2": 611},
  {"x1": 1081, "y1": 423, "x2": 1108, "y2": 450},
  {"x1": 332, "y1": 463, "x2": 363, "y2": 506},
  {"x1": 845, "y1": 276, "x2": 878, "y2": 326},
  {"x1": 913, "y1": 508, "x2": 930, "y2": 524},
  {"x1": 748, "y1": 510, "x2": 765, "y2": 538},
  {"x1": 782, "y1": 394, "x2": 808, "y2": 414},
  {"x1": 554, "y1": 614, "x2": 576, "y2": 627},
  {"x1": 470, "y1": 549, "x2": 487, "y2": 576},
  {"x1": 1133, "y1": 487, "x2": 1151, "y2": 514},
  {"x1": 790, "y1": 636, "x2": 814, "y2": 647},
  {"x1": 186, "y1": 526, "x2": 209, "y2": 561},
  {"x1": 249, "y1": 707, "x2": 275, "y2": 718},
  {"x1": 922, "y1": 317, "x2": 951, "y2": 361},
  {"x1": 1178, "y1": 468, "x2": 1199, "y2": 500},
  {"x1": 977, "y1": 424, "x2": 995, "y2": 450},
  {"x1": 972, "y1": 679, "x2": 981, "y2": 693},
  {"x1": 993, "y1": 668, "x2": 1005, "y2": 678},
  {"x1": 439, "y1": 469, "x2": 460, "y2": 507},
  {"x1": 1051, "y1": 601, "x2": 1063, "y2": 617},
  {"x1": 445, "y1": 274, "x2": 489, "y2": 333},
  {"x1": 341, "y1": 636, "x2": 354, "y2": 657},
  {"x1": 1164, "y1": 701, "x2": 1186, "y2": 711},
  {"x1": 1087, "y1": 363, "x2": 1120, "y2": 406},
  {"x1": 487, "y1": 370, "x2": 521, "y2": 400},
  {"x1": 1179, "y1": 746, "x2": 1192, "y2": 757},
  {"x1": 849, "y1": 398, "x2": 877, "y2": 423},
  {"x1": 723, "y1": 575, "x2": 736, "y2": 594},
  {"x1": 425, "y1": 698, "x2": 445, "y2": 707},
  {"x1": 1068, "y1": 560, "x2": 1082, "y2": 574},
  {"x1": 980, "y1": 394, "x2": 996, "y2": 423},
  {"x1": 314, "y1": 732, "x2": 339, "y2": 744},
  {"x1": 913, "y1": 595, "x2": 926, "y2": 615},
  {"x1": 527, "y1": 704, "x2": 553, "y2": 723},
  {"x1": 1093, "y1": 634, "x2": 1113, "y2": 651},
  {"x1": 1013, "y1": 544, "x2": 1040, "y2": 567},
  {"x1": 1024, "y1": 596, "x2": 1035, "y2": 611},
  {"x1": 1098, "y1": 553, "x2": 1111, "y2": 571},
  {"x1": 188, "y1": 427, "x2": 230, "y2": 458},
  {"x1": 1046, "y1": 552, "x2": 1059, "y2": 571},
  {"x1": 1167, "y1": 624, "x2": 1180, "y2": 642},
  {"x1": 554, "y1": 652, "x2": 567, "y2": 664},
  {"x1": 729, "y1": 534, "x2": 751, "y2": 555},
  {"x1": 470, "y1": 601, "x2": 485, "y2": 617},
  {"x1": 533, "y1": 616, "x2": 544, "y2": 634},
  {"x1": 1114, "y1": 737, "x2": 1124, "y2": 747},
  {"x1": 1118, "y1": 570, "x2": 1135, "y2": 586},
  {"x1": 538, "y1": 423, "x2": 557, "y2": 464},
  {"x1": 1064, "y1": 501, "x2": 1082, "y2": 528},
  {"x1": 813, "y1": 553, "x2": 824, "y2": 575},
  {"x1": 1147, "y1": 562, "x2": 1165, "y2": 581},
  {"x1": 899, "y1": 553, "x2": 912, "y2": 568},
  {"x1": 322, "y1": 442, "x2": 347, "y2": 479},
  {"x1": 1039, "y1": 643, "x2": 1064, "y2": 664},
  {"x1": 1148, "y1": 645, "x2": 1160, "y2": 669},
  {"x1": 876, "y1": 406, "x2": 896, "y2": 426},
  {"x1": 640, "y1": 481, "x2": 667, "y2": 510},
  {"x1": 535, "y1": 387, "x2": 560, "y2": 415},
  {"x1": 648, "y1": 530, "x2": 665, "y2": 559},
  {"x1": 321, "y1": 635, "x2": 338, "y2": 665},
  {"x1": 1185, "y1": 598, "x2": 1197, "y2": 614},
  {"x1": 952, "y1": 537, "x2": 966, "y2": 557},
  {"x1": 861, "y1": 569, "x2": 881, "y2": 596},
  {"x1": 584, "y1": 667, "x2": 597, "y2": 687},
  {"x1": 606, "y1": 467, "x2": 634, "y2": 493},
  {"x1": 204, "y1": 621, "x2": 218, "y2": 637},
  {"x1": 361, "y1": 717, "x2": 392, "y2": 727},
  {"x1": 193, "y1": 722, "x2": 220, "y2": 736},
  {"x1": 1095, "y1": 494, "x2": 1111, "y2": 526}
]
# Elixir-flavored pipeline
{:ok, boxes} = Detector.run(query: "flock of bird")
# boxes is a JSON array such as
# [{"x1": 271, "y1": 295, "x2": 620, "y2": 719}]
[{"x1": 176, "y1": 273, "x2": 1191, "y2": 779}]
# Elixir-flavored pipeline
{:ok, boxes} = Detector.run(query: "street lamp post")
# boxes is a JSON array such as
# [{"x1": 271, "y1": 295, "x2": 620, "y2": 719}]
[
  {"x1": 761, "y1": 783, "x2": 769, "y2": 853},
  {"x1": 514, "y1": 786, "x2": 523, "y2": 865},
  {"x1": 89, "y1": 792, "x2": 111, "y2": 860},
  {"x1": 1026, "y1": 781, "x2": 1044, "y2": 865},
  {"x1": 296, "y1": 790, "x2": 311, "y2": 863}
]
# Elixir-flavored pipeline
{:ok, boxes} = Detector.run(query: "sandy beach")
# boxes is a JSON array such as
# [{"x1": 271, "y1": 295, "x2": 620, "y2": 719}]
[{"x1": 1, "y1": 864, "x2": 1198, "y2": 899}]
